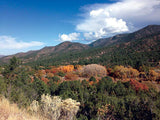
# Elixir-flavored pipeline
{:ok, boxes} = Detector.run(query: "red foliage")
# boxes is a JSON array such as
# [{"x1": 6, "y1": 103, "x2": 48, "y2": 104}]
[
  {"x1": 41, "y1": 77, "x2": 49, "y2": 84},
  {"x1": 45, "y1": 69, "x2": 51, "y2": 73},
  {"x1": 130, "y1": 79, "x2": 149, "y2": 92},
  {"x1": 51, "y1": 70, "x2": 57, "y2": 74}
]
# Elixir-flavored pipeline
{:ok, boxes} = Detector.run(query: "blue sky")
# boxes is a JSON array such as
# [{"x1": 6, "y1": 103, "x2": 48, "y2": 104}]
[{"x1": 0, "y1": 0, "x2": 160, "y2": 55}]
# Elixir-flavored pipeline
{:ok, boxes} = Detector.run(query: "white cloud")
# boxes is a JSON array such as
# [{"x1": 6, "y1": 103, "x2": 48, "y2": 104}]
[
  {"x1": 59, "y1": 32, "x2": 80, "y2": 41},
  {"x1": 76, "y1": 0, "x2": 160, "y2": 41},
  {"x1": 0, "y1": 36, "x2": 44, "y2": 49},
  {"x1": 0, "y1": 35, "x2": 44, "y2": 55}
]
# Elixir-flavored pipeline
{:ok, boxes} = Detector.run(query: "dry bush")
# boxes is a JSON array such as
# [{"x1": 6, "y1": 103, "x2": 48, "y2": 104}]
[
  {"x1": 60, "y1": 98, "x2": 80, "y2": 120},
  {"x1": 29, "y1": 94, "x2": 80, "y2": 120},
  {"x1": 0, "y1": 96, "x2": 43, "y2": 120},
  {"x1": 80, "y1": 64, "x2": 107, "y2": 77}
]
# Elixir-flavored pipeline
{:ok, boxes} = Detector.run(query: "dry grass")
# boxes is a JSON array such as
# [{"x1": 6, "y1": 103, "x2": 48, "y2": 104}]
[{"x1": 0, "y1": 96, "x2": 44, "y2": 120}]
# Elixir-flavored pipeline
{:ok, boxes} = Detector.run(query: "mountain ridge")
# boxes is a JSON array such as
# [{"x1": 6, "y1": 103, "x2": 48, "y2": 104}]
[{"x1": 0, "y1": 25, "x2": 160, "y2": 65}]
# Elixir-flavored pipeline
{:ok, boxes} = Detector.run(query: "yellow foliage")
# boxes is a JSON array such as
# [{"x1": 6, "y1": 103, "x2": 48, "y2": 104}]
[
  {"x1": 113, "y1": 65, "x2": 139, "y2": 79},
  {"x1": 149, "y1": 70, "x2": 159, "y2": 81}
]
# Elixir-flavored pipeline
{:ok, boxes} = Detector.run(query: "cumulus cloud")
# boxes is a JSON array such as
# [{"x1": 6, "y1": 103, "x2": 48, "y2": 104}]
[
  {"x1": 0, "y1": 36, "x2": 44, "y2": 50},
  {"x1": 76, "y1": 0, "x2": 160, "y2": 41},
  {"x1": 59, "y1": 32, "x2": 80, "y2": 41}
]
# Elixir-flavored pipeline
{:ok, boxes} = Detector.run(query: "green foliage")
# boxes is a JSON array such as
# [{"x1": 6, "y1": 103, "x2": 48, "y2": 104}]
[
  {"x1": 89, "y1": 76, "x2": 96, "y2": 82},
  {"x1": 32, "y1": 77, "x2": 49, "y2": 100},
  {"x1": 0, "y1": 77, "x2": 6, "y2": 94},
  {"x1": 1, "y1": 57, "x2": 160, "y2": 119},
  {"x1": 57, "y1": 71, "x2": 65, "y2": 77},
  {"x1": 52, "y1": 76, "x2": 60, "y2": 82}
]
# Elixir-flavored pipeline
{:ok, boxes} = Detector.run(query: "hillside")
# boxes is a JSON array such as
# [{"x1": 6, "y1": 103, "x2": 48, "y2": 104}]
[
  {"x1": 0, "y1": 41, "x2": 89, "y2": 64},
  {"x1": 0, "y1": 55, "x2": 4, "y2": 58},
  {"x1": 89, "y1": 25, "x2": 160, "y2": 47},
  {"x1": 25, "y1": 25, "x2": 160, "y2": 68},
  {"x1": 0, "y1": 25, "x2": 160, "y2": 67}
]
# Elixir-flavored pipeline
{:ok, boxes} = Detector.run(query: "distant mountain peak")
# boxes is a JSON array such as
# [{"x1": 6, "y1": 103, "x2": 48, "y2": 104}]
[{"x1": 89, "y1": 25, "x2": 160, "y2": 47}]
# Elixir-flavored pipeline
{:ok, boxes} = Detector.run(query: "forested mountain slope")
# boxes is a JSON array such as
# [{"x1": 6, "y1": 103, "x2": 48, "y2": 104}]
[
  {"x1": 0, "y1": 41, "x2": 89, "y2": 64},
  {"x1": 0, "y1": 25, "x2": 160, "y2": 68}
]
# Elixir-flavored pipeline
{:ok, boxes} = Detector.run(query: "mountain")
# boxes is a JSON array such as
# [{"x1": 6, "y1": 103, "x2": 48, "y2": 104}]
[
  {"x1": 0, "y1": 41, "x2": 89, "y2": 64},
  {"x1": 0, "y1": 55, "x2": 4, "y2": 58},
  {"x1": 89, "y1": 25, "x2": 160, "y2": 47},
  {"x1": 0, "y1": 25, "x2": 160, "y2": 67}
]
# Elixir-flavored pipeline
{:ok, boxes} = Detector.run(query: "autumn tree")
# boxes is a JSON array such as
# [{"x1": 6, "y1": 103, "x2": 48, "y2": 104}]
[
  {"x1": 58, "y1": 65, "x2": 74, "y2": 73},
  {"x1": 113, "y1": 66, "x2": 139, "y2": 79}
]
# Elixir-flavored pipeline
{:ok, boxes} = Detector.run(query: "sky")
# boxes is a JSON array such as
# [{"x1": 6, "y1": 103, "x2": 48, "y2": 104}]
[{"x1": 0, "y1": 0, "x2": 160, "y2": 55}]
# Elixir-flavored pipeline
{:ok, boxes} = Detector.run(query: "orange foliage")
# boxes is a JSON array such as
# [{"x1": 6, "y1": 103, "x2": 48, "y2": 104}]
[
  {"x1": 41, "y1": 77, "x2": 49, "y2": 84},
  {"x1": 30, "y1": 76, "x2": 34, "y2": 83},
  {"x1": 130, "y1": 79, "x2": 149, "y2": 92},
  {"x1": 65, "y1": 72, "x2": 78, "y2": 81},
  {"x1": 47, "y1": 73, "x2": 54, "y2": 78},
  {"x1": 58, "y1": 65, "x2": 74, "y2": 73},
  {"x1": 75, "y1": 65, "x2": 83, "y2": 71},
  {"x1": 45, "y1": 69, "x2": 51, "y2": 73}
]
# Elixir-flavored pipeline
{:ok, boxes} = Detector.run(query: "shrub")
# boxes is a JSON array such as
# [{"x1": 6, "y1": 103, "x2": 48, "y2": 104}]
[
  {"x1": 65, "y1": 72, "x2": 78, "y2": 81},
  {"x1": 89, "y1": 76, "x2": 96, "y2": 82},
  {"x1": 57, "y1": 71, "x2": 65, "y2": 77},
  {"x1": 148, "y1": 70, "x2": 159, "y2": 81},
  {"x1": 130, "y1": 79, "x2": 149, "y2": 92},
  {"x1": 52, "y1": 76, "x2": 60, "y2": 82},
  {"x1": 80, "y1": 64, "x2": 107, "y2": 77},
  {"x1": 29, "y1": 94, "x2": 80, "y2": 120},
  {"x1": 58, "y1": 65, "x2": 74, "y2": 73},
  {"x1": 113, "y1": 66, "x2": 139, "y2": 79},
  {"x1": 47, "y1": 73, "x2": 54, "y2": 78}
]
